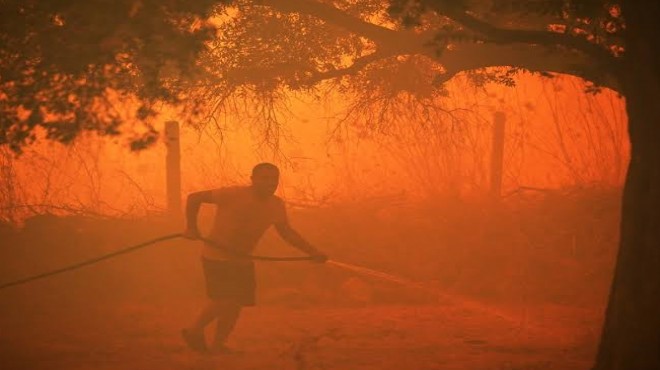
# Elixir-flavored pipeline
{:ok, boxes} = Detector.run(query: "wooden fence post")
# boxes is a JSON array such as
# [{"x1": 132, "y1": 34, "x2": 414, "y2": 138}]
[
  {"x1": 165, "y1": 121, "x2": 181, "y2": 218},
  {"x1": 490, "y1": 112, "x2": 506, "y2": 199}
]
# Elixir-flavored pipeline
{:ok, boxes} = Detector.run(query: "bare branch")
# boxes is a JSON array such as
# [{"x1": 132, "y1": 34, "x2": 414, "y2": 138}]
[{"x1": 305, "y1": 51, "x2": 391, "y2": 85}]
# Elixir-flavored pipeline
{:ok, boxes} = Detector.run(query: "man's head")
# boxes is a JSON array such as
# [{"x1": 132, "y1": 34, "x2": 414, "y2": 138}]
[{"x1": 250, "y1": 162, "x2": 280, "y2": 199}]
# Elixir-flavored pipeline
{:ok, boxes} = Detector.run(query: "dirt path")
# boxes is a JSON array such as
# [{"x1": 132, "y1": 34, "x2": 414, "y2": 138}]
[{"x1": 0, "y1": 291, "x2": 602, "y2": 370}]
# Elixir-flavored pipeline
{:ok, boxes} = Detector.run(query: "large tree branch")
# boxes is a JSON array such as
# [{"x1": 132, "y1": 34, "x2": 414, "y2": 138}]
[
  {"x1": 305, "y1": 51, "x2": 390, "y2": 85},
  {"x1": 258, "y1": 0, "x2": 429, "y2": 54},
  {"x1": 259, "y1": 0, "x2": 395, "y2": 41},
  {"x1": 256, "y1": 0, "x2": 620, "y2": 92},
  {"x1": 438, "y1": 42, "x2": 620, "y2": 92},
  {"x1": 431, "y1": 4, "x2": 619, "y2": 70}
]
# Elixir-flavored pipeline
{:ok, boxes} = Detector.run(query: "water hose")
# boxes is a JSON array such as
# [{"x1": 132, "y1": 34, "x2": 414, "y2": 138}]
[
  {"x1": 0, "y1": 233, "x2": 314, "y2": 290},
  {"x1": 0, "y1": 234, "x2": 526, "y2": 326}
]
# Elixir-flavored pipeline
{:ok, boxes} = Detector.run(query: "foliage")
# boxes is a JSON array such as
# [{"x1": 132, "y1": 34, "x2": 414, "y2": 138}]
[
  {"x1": 0, "y1": 0, "x2": 221, "y2": 153},
  {"x1": 0, "y1": 0, "x2": 625, "y2": 153}
]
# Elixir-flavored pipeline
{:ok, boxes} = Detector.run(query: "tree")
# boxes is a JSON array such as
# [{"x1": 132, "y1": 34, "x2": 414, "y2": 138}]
[
  {"x1": 0, "y1": 0, "x2": 220, "y2": 152},
  {"x1": 592, "y1": 3, "x2": 660, "y2": 369},
  {"x1": 1, "y1": 0, "x2": 623, "y2": 152},
  {"x1": 1, "y1": 1, "x2": 658, "y2": 368}
]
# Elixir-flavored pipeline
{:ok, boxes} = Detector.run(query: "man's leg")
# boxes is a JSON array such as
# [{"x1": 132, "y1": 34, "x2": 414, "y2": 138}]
[
  {"x1": 182, "y1": 299, "x2": 226, "y2": 352},
  {"x1": 210, "y1": 301, "x2": 242, "y2": 352},
  {"x1": 192, "y1": 299, "x2": 226, "y2": 329}
]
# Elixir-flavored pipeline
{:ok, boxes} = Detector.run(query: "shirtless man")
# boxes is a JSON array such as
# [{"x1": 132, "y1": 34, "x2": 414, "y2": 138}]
[{"x1": 181, "y1": 162, "x2": 327, "y2": 353}]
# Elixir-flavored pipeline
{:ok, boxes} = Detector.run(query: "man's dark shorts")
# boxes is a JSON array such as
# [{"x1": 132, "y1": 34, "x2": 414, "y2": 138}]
[{"x1": 201, "y1": 258, "x2": 256, "y2": 306}]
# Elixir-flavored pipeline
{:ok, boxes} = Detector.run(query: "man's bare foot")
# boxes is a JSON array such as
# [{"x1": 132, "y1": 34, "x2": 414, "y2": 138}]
[
  {"x1": 181, "y1": 328, "x2": 207, "y2": 352},
  {"x1": 209, "y1": 343, "x2": 241, "y2": 355}
]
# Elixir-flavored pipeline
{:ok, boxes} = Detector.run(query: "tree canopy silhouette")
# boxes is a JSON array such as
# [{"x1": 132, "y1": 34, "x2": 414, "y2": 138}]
[
  {"x1": 0, "y1": 0, "x2": 219, "y2": 152},
  {"x1": 1, "y1": 0, "x2": 625, "y2": 152}
]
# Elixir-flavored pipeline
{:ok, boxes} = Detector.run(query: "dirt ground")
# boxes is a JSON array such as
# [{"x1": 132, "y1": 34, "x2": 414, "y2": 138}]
[
  {"x1": 0, "y1": 193, "x2": 618, "y2": 369},
  {"x1": 0, "y1": 290, "x2": 602, "y2": 370}
]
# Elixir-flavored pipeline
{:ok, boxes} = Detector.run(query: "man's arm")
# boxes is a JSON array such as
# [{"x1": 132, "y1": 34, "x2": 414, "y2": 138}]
[
  {"x1": 274, "y1": 221, "x2": 327, "y2": 262},
  {"x1": 183, "y1": 190, "x2": 214, "y2": 239}
]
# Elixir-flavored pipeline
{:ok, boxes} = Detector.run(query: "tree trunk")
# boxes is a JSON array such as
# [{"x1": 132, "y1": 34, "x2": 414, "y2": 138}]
[{"x1": 594, "y1": 2, "x2": 660, "y2": 369}]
